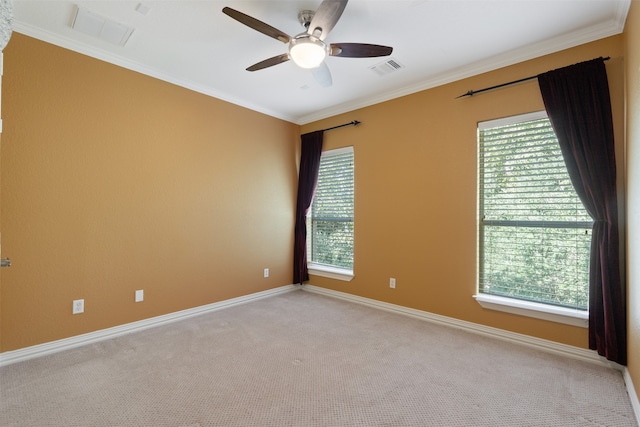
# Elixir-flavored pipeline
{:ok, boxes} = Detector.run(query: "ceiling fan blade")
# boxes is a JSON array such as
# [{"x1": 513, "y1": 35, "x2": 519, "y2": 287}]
[
  {"x1": 222, "y1": 7, "x2": 291, "y2": 43},
  {"x1": 311, "y1": 62, "x2": 333, "y2": 87},
  {"x1": 307, "y1": 0, "x2": 348, "y2": 40},
  {"x1": 246, "y1": 53, "x2": 291, "y2": 71},
  {"x1": 330, "y1": 43, "x2": 393, "y2": 58}
]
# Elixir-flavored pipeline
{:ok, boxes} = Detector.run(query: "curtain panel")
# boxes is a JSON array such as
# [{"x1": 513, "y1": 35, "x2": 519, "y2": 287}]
[
  {"x1": 293, "y1": 131, "x2": 324, "y2": 284},
  {"x1": 538, "y1": 57, "x2": 626, "y2": 365}
]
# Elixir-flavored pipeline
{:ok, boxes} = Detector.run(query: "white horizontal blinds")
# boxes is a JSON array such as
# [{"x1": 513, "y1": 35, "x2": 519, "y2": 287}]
[
  {"x1": 479, "y1": 113, "x2": 592, "y2": 310},
  {"x1": 308, "y1": 147, "x2": 354, "y2": 269}
]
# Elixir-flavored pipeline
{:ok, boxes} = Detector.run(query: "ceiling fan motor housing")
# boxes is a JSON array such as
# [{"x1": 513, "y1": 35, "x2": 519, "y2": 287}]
[{"x1": 298, "y1": 10, "x2": 315, "y2": 29}]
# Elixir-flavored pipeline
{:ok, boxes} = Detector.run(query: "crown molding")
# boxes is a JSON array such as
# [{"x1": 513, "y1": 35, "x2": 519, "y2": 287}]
[
  {"x1": 295, "y1": 12, "x2": 629, "y2": 124},
  {"x1": 11, "y1": 0, "x2": 630, "y2": 126},
  {"x1": 11, "y1": 21, "x2": 298, "y2": 124}
]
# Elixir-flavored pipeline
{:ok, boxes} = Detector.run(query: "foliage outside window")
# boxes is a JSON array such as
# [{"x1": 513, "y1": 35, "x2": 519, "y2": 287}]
[
  {"x1": 307, "y1": 146, "x2": 354, "y2": 272},
  {"x1": 478, "y1": 112, "x2": 592, "y2": 311}
]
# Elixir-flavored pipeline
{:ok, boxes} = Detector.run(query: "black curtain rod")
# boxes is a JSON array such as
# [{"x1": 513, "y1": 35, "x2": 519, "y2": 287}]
[
  {"x1": 455, "y1": 56, "x2": 610, "y2": 99},
  {"x1": 320, "y1": 120, "x2": 361, "y2": 132}
]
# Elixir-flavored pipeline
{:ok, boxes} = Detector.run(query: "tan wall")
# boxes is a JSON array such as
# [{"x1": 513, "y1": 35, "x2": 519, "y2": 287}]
[
  {"x1": 0, "y1": 28, "x2": 631, "y2": 364},
  {"x1": 303, "y1": 35, "x2": 625, "y2": 349},
  {"x1": 625, "y1": 0, "x2": 640, "y2": 402},
  {"x1": 0, "y1": 34, "x2": 300, "y2": 351}
]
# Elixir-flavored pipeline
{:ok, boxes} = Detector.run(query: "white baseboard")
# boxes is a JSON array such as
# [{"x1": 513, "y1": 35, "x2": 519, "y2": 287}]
[
  {"x1": 301, "y1": 285, "x2": 621, "y2": 368},
  {"x1": 2, "y1": 282, "x2": 638, "y2": 426},
  {"x1": 0, "y1": 284, "x2": 297, "y2": 367},
  {"x1": 302, "y1": 284, "x2": 640, "y2": 425},
  {"x1": 624, "y1": 368, "x2": 640, "y2": 427}
]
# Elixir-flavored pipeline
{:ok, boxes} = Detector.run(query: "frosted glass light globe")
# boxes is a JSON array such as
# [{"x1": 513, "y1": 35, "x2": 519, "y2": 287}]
[{"x1": 289, "y1": 35, "x2": 327, "y2": 69}]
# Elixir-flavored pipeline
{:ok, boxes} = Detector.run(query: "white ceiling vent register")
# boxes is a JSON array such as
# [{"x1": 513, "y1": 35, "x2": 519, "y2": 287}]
[
  {"x1": 369, "y1": 58, "x2": 404, "y2": 76},
  {"x1": 71, "y1": 5, "x2": 134, "y2": 47}
]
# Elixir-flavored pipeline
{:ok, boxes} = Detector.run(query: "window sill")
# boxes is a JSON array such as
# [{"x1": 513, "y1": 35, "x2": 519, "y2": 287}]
[
  {"x1": 308, "y1": 264, "x2": 354, "y2": 282},
  {"x1": 473, "y1": 293, "x2": 588, "y2": 328}
]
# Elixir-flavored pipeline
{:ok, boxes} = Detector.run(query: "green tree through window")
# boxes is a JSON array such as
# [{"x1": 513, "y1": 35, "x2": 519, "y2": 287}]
[
  {"x1": 307, "y1": 147, "x2": 354, "y2": 270},
  {"x1": 478, "y1": 112, "x2": 592, "y2": 310}
]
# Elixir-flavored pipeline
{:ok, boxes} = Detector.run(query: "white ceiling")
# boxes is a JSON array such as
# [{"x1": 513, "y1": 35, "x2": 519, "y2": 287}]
[{"x1": 12, "y1": 0, "x2": 631, "y2": 124}]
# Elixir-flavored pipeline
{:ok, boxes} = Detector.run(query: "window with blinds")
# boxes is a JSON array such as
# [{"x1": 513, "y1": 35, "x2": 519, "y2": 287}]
[
  {"x1": 478, "y1": 111, "x2": 592, "y2": 310},
  {"x1": 307, "y1": 146, "x2": 354, "y2": 270}
]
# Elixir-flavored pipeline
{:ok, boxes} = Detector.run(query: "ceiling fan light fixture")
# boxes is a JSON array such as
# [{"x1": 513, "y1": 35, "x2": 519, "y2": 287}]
[{"x1": 289, "y1": 35, "x2": 327, "y2": 69}]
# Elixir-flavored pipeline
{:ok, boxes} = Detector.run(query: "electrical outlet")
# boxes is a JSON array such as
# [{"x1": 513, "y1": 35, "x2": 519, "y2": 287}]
[
  {"x1": 390, "y1": 278, "x2": 396, "y2": 289},
  {"x1": 72, "y1": 299, "x2": 84, "y2": 314},
  {"x1": 135, "y1": 289, "x2": 144, "y2": 302},
  {"x1": 264, "y1": 268, "x2": 269, "y2": 278}
]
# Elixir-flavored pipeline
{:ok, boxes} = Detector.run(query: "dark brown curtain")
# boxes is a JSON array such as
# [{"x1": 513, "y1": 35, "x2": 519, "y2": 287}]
[
  {"x1": 293, "y1": 131, "x2": 324, "y2": 284},
  {"x1": 538, "y1": 58, "x2": 626, "y2": 365}
]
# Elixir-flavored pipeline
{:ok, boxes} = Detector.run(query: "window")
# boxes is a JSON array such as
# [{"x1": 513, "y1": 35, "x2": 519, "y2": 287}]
[
  {"x1": 307, "y1": 146, "x2": 354, "y2": 280},
  {"x1": 476, "y1": 112, "x2": 592, "y2": 324}
]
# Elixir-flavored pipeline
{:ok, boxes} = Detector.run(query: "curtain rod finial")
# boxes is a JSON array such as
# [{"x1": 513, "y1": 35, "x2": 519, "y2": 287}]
[{"x1": 456, "y1": 90, "x2": 474, "y2": 99}]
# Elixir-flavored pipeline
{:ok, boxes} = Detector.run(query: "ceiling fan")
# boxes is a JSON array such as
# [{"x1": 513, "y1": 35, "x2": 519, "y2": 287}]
[{"x1": 222, "y1": 0, "x2": 393, "y2": 87}]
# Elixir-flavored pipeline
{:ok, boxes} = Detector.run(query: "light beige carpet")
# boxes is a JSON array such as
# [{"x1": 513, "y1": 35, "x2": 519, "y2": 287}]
[{"x1": 0, "y1": 289, "x2": 636, "y2": 426}]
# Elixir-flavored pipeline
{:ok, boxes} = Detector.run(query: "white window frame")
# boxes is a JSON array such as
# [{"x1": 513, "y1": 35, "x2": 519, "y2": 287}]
[
  {"x1": 474, "y1": 111, "x2": 589, "y2": 328},
  {"x1": 307, "y1": 146, "x2": 354, "y2": 282}
]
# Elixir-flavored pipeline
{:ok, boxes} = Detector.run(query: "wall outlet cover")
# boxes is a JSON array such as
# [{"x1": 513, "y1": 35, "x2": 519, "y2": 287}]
[{"x1": 72, "y1": 299, "x2": 84, "y2": 314}]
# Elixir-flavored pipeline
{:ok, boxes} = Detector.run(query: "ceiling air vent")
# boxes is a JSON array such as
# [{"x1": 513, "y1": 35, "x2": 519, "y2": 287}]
[
  {"x1": 369, "y1": 58, "x2": 404, "y2": 76},
  {"x1": 72, "y1": 5, "x2": 135, "y2": 47}
]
